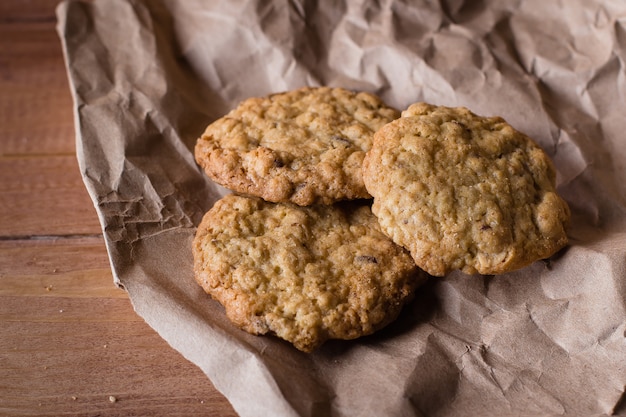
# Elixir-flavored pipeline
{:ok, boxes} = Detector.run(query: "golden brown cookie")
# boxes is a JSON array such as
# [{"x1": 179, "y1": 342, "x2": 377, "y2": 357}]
[
  {"x1": 362, "y1": 102, "x2": 570, "y2": 277},
  {"x1": 194, "y1": 87, "x2": 400, "y2": 206},
  {"x1": 192, "y1": 194, "x2": 424, "y2": 352}
]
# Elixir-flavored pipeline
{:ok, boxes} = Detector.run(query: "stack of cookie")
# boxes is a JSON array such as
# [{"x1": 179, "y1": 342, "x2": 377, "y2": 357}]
[{"x1": 192, "y1": 87, "x2": 570, "y2": 352}]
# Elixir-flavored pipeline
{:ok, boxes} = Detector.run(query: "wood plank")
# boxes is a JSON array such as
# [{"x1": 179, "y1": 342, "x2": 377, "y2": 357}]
[
  {"x1": 0, "y1": 239, "x2": 238, "y2": 417},
  {"x1": 0, "y1": 155, "x2": 102, "y2": 237},
  {"x1": 0, "y1": 0, "x2": 59, "y2": 21},
  {"x1": 0, "y1": 236, "x2": 122, "y2": 299},
  {"x1": 0, "y1": 297, "x2": 237, "y2": 417},
  {"x1": 0, "y1": 21, "x2": 76, "y2": 157},
  {"x1": 0, "y1": 4, "x2": 238, "y2": 416}
]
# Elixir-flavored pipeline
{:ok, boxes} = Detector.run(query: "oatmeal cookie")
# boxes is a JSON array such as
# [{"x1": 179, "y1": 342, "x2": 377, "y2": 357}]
[
  {"x1": 192, "y1": 194, "x2": 424, "y2": 352},
  {"x1": 362, "y1": 102, "x2": 570, "y2": 276},
  {"x1": 194, "y1": 87, "x2": 400, "y2": 206}
]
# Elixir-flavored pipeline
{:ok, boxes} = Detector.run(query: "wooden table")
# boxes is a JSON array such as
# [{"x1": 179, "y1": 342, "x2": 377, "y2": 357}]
[{"x1": 0, "y1": 2, "x2": 237, "y2": 415}]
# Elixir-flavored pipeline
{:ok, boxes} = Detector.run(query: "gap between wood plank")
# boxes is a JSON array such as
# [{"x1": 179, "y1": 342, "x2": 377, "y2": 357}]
[{"x1": 0, "y1": 233, "x2": 104, "y2": 242}]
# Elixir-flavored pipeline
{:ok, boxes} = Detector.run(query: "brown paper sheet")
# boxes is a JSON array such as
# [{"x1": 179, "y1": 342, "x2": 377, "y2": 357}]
[{"x1": 57, "y1": 0, "x2": 626, "y2": 415}]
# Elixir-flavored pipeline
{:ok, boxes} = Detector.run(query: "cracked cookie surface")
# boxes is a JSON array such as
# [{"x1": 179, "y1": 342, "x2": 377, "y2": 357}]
[
  {"x1": 192, "y1": 194, "x2": 424, "y2": 352},
  {"x1": 194, "y1": 87, "x2": 400, "y2": 206},
  {"x1": 363, "y1": 102, "x2": 570, "y2": 276}
]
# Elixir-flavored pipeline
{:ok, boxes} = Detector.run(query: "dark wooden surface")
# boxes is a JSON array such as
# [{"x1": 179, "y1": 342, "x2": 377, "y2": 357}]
[{"x1": 0, "y1": 2, "x2": 238, "y2": 415}]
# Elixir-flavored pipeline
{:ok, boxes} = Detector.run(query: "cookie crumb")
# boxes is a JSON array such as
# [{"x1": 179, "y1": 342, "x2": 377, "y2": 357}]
[{"x1": 108, "y1": 395, "x2": 117, "y2": 403}]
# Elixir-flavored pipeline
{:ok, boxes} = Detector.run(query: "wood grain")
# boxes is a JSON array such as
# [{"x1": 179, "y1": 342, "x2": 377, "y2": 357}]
[
  {"x1": 0, "y1": 237, "x2": 118, "y2": 298},
  {"x1": 0, "y1": 22, "x2": 75, "y2": 157},
  {"x1": 0, "y1": 232, "x2": 237, "y2": 417},
  {"x1": 0, "y1": 2, "x2": 238, "y2": 416},
  {"x1": 0, "y1": 156, "x2": 102, "y2": 237}
]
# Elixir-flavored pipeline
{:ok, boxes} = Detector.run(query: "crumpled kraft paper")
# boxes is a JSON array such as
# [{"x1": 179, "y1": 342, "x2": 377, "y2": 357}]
[{"x1": 57, "y1": 0, "x2": 626, "y2": 415}]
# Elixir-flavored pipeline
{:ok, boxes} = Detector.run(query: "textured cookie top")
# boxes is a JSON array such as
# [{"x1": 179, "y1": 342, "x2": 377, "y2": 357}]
[
  {"x1": 195, "y1": 87, "x2": 400, "y2": 206},
  {"x1": 363, "y1": 102, "x2": 570, "y2": 277},
  {"x1": 192, "y1": 194, "x2": 423, "y2": 352}
]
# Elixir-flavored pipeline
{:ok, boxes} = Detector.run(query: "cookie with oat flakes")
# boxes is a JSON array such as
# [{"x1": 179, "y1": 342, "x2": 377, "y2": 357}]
[
  {"x1": 192, "y1": 194, "x2": 425, "y2": 352},
  {"x1": 362, "y1": 102, "x2": 570, "y2": 276},
  {"x1": 194, "y1": 87, "x2": 400, "y2": 206}
]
